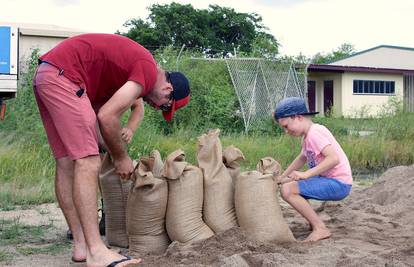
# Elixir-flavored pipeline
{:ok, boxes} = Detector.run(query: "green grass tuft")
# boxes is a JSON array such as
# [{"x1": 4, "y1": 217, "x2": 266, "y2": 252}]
[
  {"x1": 0, "y1": 218, "x2": 54, "y2": 246},
  {"x1": 0, "y1": 249, "x2": 13, "y2": 263},
  {"x1": 16, "y1": 242, "x2": 69, "y2": 256}
]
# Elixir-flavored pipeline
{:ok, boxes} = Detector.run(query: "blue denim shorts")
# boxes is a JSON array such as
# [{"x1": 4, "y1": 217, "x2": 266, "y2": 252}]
[{"x1": 298, "y1": 176, "x2": 352, "y2": 201}]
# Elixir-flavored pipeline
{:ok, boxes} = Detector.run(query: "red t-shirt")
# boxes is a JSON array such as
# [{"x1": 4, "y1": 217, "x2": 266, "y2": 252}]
[{"x1": 40, "y1": 33, "x2": 157, "y2": 105}]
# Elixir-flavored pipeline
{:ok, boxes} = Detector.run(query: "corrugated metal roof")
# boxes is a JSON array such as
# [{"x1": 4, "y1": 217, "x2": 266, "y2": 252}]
[{"x1": 308, "y1": 64, "x2": 414, "y2": 75}]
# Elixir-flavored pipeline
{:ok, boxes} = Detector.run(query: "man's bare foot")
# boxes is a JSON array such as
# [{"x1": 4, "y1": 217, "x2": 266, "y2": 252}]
[
  {"x1": 72, "y1": 241, "x2": 87, "y2": 262},
  {"x1": 103, "y1": 256, "x2": 140, "y2": 267},
  {"x1": 87, "y1": 248, "x2": 141, "y2": 267},
  {"x1": 303, "y1": 227, "x2": 331, "y2": 242}
]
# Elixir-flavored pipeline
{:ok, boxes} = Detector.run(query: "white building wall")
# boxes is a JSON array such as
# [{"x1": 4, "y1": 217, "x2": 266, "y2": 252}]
[
  {"x1": 19, "y1": 35, "x2": 68, "y2": 72},
  {"x1": 341, "y1": 72, "x2": 404, "y2": 117}
]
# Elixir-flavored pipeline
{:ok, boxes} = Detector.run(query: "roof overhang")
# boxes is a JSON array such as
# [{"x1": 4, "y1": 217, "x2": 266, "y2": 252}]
[
  {"x1": 19, "y1": 28, "x2": 83, "y2": 38},
  {"x1": 308, "y1": 64, "x2": 414, "y2": 75},
  {"x1": 1, "y1": 22, "x2": 85, "y2": 38}
]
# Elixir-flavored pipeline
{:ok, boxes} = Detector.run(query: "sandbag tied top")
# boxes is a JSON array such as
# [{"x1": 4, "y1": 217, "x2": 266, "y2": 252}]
[
  {"x1": 162, "y1": 149, "x2": 187, "y2": 180},
  {"x1": 197, "y1": 129, "x2": 238, "y2": 233},
  {"x1": 150, "y1": 150, "x2": 164, "y2": 178},
  {"x1": 256, "y1": 156, "x2": 281, "y2": 177},
  {"x1": 223, "y1": 145, "x2": 245, "y2": 180},
  {"x1": 163, "y1": 149, "x2": 214, "y2": 243},
  {"x1": 235, "y1": 164, "x2": 295, "y2": 243},
  {"x1": 131, "y1": 156, "x2": 154, "y2": 189},
  {"x1": 223, "y1": 145, "x2": 246, "y2": 165},
  {"x1": 127, "y1": 154, "x2": 170, "y2": 255},
  {"x1": 197, "y1": 129, "x2": 224, "y2": 175},
  {"x1": 99, "y1": 153, "x2": 133, "y2": 248}
]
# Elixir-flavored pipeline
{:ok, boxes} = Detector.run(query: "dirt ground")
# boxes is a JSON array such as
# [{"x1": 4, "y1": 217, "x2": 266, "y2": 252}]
[{"x1": 1, "y1": 165, "x2": 414, "y2": 267}]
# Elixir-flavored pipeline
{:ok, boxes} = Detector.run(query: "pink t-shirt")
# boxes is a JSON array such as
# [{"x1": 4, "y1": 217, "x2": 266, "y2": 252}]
[{"x1": 302, "y1": 124, "x2": 353, "y2": 185}]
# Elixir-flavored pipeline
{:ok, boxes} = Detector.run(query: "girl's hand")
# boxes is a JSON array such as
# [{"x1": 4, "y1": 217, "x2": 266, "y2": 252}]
[
  {"x1": 275, "y1": 175, "x2": 294, "y2": 185},
  {"x1": 288, "y1": 171, "x2": 308, "y2": 181}
]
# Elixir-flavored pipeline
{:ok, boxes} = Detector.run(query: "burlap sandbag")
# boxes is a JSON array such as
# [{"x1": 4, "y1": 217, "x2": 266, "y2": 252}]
[
  {"x1": 235, "y1": 157, "x2": 295, "y2": 243},
  {"x1": 164, "y1": 149, "x2": 214, "y2": 243},
  {"x1": 150, "y1": 150, "x2": 164, "y2": 178},
  {"x1": 126, "y1": 150, "x2": 170, "y2": 255},
  {"x1": 99, "y1": 153, "x2": 132, "y2": 248},
  {"x1": 223, "y1": 145, "x2": 245, "y2": 180},
  {"x1": 197, "y1": 129, "x2": 237, "y2": 232}
]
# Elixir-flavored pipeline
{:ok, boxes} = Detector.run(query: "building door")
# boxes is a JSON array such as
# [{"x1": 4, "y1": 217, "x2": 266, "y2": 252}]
[
  {"x1": 307, "y1": 80, "x2": 316, "y2": 112},
  {"x1": 404, "y1": 75, "x2": 414, "y2": 112},
  {"x1": 323, "y1": 80, "x2": 334, "y2": 115}
]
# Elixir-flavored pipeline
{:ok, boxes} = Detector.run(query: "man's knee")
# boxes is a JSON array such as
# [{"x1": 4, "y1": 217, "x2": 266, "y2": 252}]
[
  {"x1": 56, "y1": 157, "x2": 74, "y2": 172},
  {"x1": 74, "y1": 155, "x2": 101, "y2": 173}
]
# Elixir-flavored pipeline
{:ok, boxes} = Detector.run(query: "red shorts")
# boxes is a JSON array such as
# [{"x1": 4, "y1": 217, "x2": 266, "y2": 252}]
[{"x1": 33, "y1": 63, "x2": 99, "y2": 160}]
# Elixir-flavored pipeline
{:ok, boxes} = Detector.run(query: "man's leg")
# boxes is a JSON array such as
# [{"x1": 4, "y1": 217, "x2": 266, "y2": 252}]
[
  {"x1": 34, "y1": 64, "x2": 139, "y2": 266},
  {"x1": 55, "y1": 157, "x2": 87, "y2": 262},
  {"x1": 73, "y1": 155, "x2": 140, "y2": 266},
  {"x1": 281, "y1": 182, "x2": 331, "y2": 242}
]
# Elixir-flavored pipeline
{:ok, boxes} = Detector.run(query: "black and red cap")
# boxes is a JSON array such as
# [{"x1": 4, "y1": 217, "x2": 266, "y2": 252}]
[{"x1": 162, "y1": 72, "x2": 191, "y2": 122}]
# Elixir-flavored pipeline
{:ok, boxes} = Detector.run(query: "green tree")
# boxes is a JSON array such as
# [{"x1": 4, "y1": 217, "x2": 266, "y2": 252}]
[
  {"x1": 312, "y1": 43, "x2": 356, "y2": 64},
  {"x1": 119, "y1": 3, "x2": 279, "y2": 58},
  {"x1": 249, "y1": 32, "x2": 279, "y2": 59}
]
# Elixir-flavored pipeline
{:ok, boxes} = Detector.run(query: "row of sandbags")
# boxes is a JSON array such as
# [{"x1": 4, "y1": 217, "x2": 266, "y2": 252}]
[{"x1": 99, "y1": 129, "x2": 295, "y2": 257}]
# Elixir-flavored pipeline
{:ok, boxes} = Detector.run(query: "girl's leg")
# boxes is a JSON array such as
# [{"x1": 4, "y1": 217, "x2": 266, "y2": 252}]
[{"x1": 281, "y1": 181, "x2": 331, "y2": 242}]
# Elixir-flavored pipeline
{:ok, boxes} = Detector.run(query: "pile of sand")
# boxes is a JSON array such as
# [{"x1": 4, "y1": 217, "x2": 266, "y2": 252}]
[{"x1": 138, "y1": 165, "x2": 414, "y2": 266}]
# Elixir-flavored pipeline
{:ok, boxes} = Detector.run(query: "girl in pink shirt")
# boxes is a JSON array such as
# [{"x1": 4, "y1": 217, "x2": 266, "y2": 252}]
[{"x1": 274, "y1": 97, "x2": 352, "y2": 242}]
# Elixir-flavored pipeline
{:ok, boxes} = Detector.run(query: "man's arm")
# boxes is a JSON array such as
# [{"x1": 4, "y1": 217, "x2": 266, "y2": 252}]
[
  {"x1": 121, "y1": 98, "x2": 144, "y2": 144},
  {"x1": 97, "y1": 81, "x2": 142, "y2": 178}
]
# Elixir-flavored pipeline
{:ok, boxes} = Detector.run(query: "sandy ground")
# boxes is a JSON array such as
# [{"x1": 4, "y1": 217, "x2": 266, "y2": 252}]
[{"x1": 1, "y1": 165, "x2": 414, "y2": 267}]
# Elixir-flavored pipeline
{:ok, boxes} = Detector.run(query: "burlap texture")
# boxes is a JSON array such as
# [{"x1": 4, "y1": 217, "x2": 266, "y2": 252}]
[
  {"x1": 127, "y1": 150, "x2": 170, "y2": 255},
  {"x1": 197, "y1": 129, "x2": 238, "y2": 232},
  {"x1": 223, "y1": 145, "x2": 245, "y2": 180},
  {"x1": 235, "y1": 157, "x2": 295, "y2": 243},
  {"x1": 256, "y1": 156, "x2": 281, "y2": 177},
  {"x1": 150, "y1": 150, "x2": 164, "y2": 178},
  {"x1": 163, "y1": 149, "x2": 214, "y2": 243},
  {"x1": 99, "y1": 153, "x2": 132, "y2": 248}
]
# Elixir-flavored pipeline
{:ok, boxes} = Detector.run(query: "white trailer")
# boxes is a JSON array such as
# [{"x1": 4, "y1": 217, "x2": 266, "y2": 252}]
[{"x1": 0, "y1": 25, "x2": 18, "y2": 119}]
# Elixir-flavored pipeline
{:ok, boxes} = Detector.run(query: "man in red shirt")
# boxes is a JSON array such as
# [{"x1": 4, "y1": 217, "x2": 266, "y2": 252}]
[{"x1": 33, "y1": 33, "x2": 190, "y2": 266}]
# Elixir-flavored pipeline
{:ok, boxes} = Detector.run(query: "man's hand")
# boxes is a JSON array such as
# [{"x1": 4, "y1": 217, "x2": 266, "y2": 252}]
[
  {"x1": 121, "y1": 127, "x2": 134, "y2": 144},
  {"x1": 113, "y1": 155, "x2": 134, "y2": 180}
]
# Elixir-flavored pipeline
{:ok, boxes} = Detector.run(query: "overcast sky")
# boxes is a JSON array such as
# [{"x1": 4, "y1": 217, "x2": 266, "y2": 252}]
[{"x1": 2, "y1": 0, "x2": 414, "y2": 57}]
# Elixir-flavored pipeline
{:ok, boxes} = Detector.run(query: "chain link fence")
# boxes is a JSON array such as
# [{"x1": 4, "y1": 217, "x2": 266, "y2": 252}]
[{"x1": 226, "y1": 58, "x2": 307, "y2": 132}]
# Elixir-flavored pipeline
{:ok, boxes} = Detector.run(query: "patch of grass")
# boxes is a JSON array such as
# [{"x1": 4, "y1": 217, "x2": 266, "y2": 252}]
[
  {"x1": 16, "y1": 242, "x2": 69, "y2": 256},
  {"x1": 0, "y1": 249, "x2": 13, "y2": 263},
  {"x1": 1, "y1": 121, "x2": 414, "y2": 207},
  {"x1": 0, "y1": 180, "x2": 55, "y2": 209},
  {"x1": 0, "y1": 218, "x2": 54, "y2": 246},
  {"x1": 0, "y1": 204, "x2": 17, "y2": 212}
]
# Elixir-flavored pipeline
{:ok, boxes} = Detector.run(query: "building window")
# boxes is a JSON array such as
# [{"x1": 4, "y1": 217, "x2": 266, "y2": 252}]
[{"x1": 353, "y1": 80, "x2": 395, "y2": 95}]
